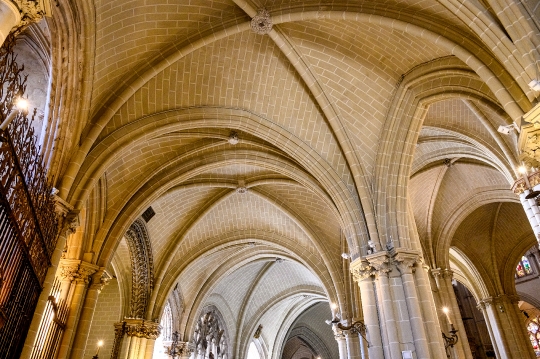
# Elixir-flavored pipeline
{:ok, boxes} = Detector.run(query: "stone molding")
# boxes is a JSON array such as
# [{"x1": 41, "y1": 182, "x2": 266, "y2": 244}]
[
  {"x1": 123, "y1": 318, "x2": 162, "y2": 340},
  {"x1": 350, "y1": 259, "x2": 374, "y2": 282}
]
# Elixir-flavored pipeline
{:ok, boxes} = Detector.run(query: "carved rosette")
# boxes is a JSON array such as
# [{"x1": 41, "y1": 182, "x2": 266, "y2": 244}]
[
  {"x1": 125, "y1": 320, "x2": 162, "y2": 340},
  {"x1": 250, "y1": 8, "x2": 272, "y2": 34}
]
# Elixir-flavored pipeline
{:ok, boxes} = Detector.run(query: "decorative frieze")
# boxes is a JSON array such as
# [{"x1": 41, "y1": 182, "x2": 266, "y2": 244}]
[
  {"x1": 518, "y1": 103, "x2": 540, "y2": 168},
  {"x1": 124, "y1": 318, "x2": 162, "y2": 340}
]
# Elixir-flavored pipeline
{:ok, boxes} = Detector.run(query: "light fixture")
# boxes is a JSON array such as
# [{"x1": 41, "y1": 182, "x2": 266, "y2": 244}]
[
  {"x1": 330, "y1": 302, "x2": 338, "y2": 310},
  {"x1": 518, "y1": 165, "x2": 528, "y2": 174},
  {"x1": 497, "y1": 123, "x2": 519, "y2": 135},
  {"x1": 92, "y1": 340, "x2": 104, "y2": 359},
  {"x1": 529, "y1": 79, "x2": 540, "y2": 92},
  {"x1": 341, "y1": 253, "x2": 350, "y2": 259},
  {"x1": 0, "y1": 97, "x2": 29, "y2": 132}
]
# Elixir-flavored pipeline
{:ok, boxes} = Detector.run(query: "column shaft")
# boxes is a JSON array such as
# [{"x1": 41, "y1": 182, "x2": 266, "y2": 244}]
[
  {"x1": 345, "y1": 332, "x2": 361, "y2": 359},
  {"x1": 358, "y1": 277, "x2": 384, "y2": 359}
]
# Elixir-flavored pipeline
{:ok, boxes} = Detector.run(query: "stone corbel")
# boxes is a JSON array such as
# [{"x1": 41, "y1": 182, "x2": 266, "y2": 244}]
[{"x1": 53, "y1": 193, "x2": 79, "y2": 237}]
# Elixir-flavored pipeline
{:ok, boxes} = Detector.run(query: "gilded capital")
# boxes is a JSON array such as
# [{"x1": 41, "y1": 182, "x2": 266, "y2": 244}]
[{"x1": 124, "y1": 318, "x2": 162, "y2": 340}]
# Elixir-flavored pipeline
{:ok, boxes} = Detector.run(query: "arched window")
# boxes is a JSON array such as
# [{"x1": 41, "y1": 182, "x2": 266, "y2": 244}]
[
  {"x1": 247, "y1": 342, "x2": 261, "y2": 359},
  {"x1": 516, "y1": 256, "x2": 533, "y2": 278},
  {"x1": 191, "y1": 308, "x2": 229, "y2": 359},
  {"x1": 527, "y1": 317, "x2": 540, "y2": 357}
]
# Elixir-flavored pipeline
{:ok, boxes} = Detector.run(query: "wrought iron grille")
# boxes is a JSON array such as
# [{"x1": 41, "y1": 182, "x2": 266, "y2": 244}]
[{"x1": 0, "y1": 34, "x2": 58, "y2": 359}]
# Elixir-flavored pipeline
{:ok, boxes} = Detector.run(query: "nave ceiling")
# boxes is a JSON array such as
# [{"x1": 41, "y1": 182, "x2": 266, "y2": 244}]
[{"x1": 10, "y1": 0, "x2": 540, "y2": 357}]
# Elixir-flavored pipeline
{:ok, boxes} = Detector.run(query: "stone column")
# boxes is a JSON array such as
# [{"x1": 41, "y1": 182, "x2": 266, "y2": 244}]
[
  {"x1": 344, "y1": 328, "x2": 362, "y2": 359},
  {"x1": 21, "y1": 197, "x2": 78, "y2": 357},
  {"x1": 69, "y1": 269, "x2": 110, "y2": 359},
  {"x1": 334, "y1": 329, "x2": 348, "y2": 359},
  {"x1": 478, "y1": 294, "x2": 536, "y2": 359},
  {"x1": 122, "y1": 318, "x2": 162, "y2": 359},
  {"x1": 351, "y1": 260, "x2": 384, "y2": 359},
  {"x1": 56, "y1": 261, "x2": 99, "y2": 359},
  {"x1": 351, "y1": 249, "x2": 448, "y2": 359},
  {"x1": 431, "y1": 269, "x2": 472, "y2": 359}
]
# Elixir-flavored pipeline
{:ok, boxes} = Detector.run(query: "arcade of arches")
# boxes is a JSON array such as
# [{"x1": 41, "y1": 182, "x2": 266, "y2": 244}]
[{"x1": 2, "y1": 0, "x2": 540, "y2": 358}]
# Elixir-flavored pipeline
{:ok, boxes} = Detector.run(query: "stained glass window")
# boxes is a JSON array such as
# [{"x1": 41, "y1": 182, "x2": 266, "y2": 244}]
[
  {"x1": 527, "y1": 317, "x2": 540, "y2": 357},
  {"x1": 516, "y1": 256, "x2": 534, "y2": 278}
]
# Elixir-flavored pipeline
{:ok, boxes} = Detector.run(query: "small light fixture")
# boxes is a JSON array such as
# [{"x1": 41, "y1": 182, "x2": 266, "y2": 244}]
[
  {"x1": 341, "y1": 253, "x2": 350, "y2": 259},
  {"x1": 497, "y1": 123, "x2": 519, "y2": 135},
  {"x1": 92, "y1": 340, "x2": 104, "y2": 359},
  {"x1": 529, "y1": 79, "x2": 540, "y2": 92},
  {"x1": 0, "y1": 97, "x2": 29, "y2": 132},
  {"x1": 518, "y1": 165, "x2": 528, "y2": 174},
  {"x1": 330, "y1": 302, "x2": 338, "y2": 310}
]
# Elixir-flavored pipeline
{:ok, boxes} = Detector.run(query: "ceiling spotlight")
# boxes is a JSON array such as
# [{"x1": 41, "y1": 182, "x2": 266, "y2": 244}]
[
  {"x1": 341, "y1": 253, "x2": 350, "y2": 259},
  {"x1": 497, "y1": 124, "x2": 518, "y2": 135},
  {"x1": 529, "y1": 79, "x2": 540, "y2": 92}
]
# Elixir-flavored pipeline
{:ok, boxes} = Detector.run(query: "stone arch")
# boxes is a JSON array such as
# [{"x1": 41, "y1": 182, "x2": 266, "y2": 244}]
[
  {"x1": 124, "y1": 218, "x2": 154, "y2": 318},
  {"x1": 376, "y1": 56, "x2": 516, "y2": 251},
  {"x1": 283, "y1": 326, "x2": 333, "y2": 359}
]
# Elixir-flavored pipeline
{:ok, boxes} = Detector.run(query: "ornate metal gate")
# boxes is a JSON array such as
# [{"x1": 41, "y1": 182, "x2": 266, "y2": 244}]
[{"x1": 0, "y1": 35, "x2": 58, "y2": 358}]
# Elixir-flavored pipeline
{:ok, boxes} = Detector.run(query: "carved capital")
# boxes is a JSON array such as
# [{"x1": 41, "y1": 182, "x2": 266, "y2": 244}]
[
  {"x1": 76, "y1": 262, "x2": 99, "y2": 284},
  {"x1": 57, "y1": 259, "x2": 80, "y2": 282},
  {"x1": 393, "y1": 249, "x2": 421, "y2": 274},
  {"x1": 89, "y1": 269, "x2": 111, "y2": 291},
  {"x1": 366, "y1": 252, "x2": 392, "y2": 276},
  {"x1": 8, "y1": 0, "x2": 52, "y2": 33},
  {"x1": 124, "y1": 318, "x2": 162, "y2": 340},
  {"x1": 350, "y1": 259, "x2": 374, "y2": 282}
]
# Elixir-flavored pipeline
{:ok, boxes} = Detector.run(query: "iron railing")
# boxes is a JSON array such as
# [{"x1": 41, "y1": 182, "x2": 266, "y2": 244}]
[{"x1": 0, "y1": 34, "x2": 58, "y2": 359}]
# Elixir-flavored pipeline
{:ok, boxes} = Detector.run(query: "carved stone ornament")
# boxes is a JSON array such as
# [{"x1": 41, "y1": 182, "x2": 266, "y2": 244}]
[
  {"x1": 228, "y1": 131, "x2": 239, "y2": 145},
  {"x1": 366, "y1": 251, "x2": 392, "y2": 276},
  {"x1": 124, "y1": 319, "x2": 162, "y2": 340},
  {"x1": 236, "y1": 179, "x2": 248, "y2": 194},
  {"x1": 57, "y1": 259, "x2": 80, "y2": 282},
  {"x1": 9, "y1": 0, "x2": 51, "y2": 33},
  {"x1": 393, "y1": 250, "x2": 421, "y2": 274},
  {"x1": 512, "y1": 171, "x2": 540, "y2": 195},
  {"x1": 125, "y1": 219, "x2": 155, "y2": 319},
  {"x1": 350, "y1": 259, "x2": 374, "y2": 282},
  {"x1": 251, "y1": 8, "x2": 273, "y2": 35}
]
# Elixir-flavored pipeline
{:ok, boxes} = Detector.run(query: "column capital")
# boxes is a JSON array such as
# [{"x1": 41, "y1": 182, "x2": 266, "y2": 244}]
[
  {"x1": 518, "y1": 102, "x2": 540, "y2": 168},
  {"x1": 478, "y1": 294, "x2": 520, "y2": 308},
  {"x1": 350, "y1": 258, "x2": 374, "y2": 282},
  {"x1": 123, "y1": 318, "x2": 162, "y2": 340},
  {"x1": 56, "y1": 259, "x2": 99, "y2": 284},
  {"x1": 89, "y1": 268, "x2": 111, "y2": 292},
  {"x1": 430, "y1": 268, "x2": 453, "y2": 279},
  {"x1": 366, "y1": 251, "x2": 392, "y2": 276},
  {"x1": 6, "y1": 0, "x2": 52, "y2": 33},
  {"x1": 392, "y1": 249, "x2": 421, "y2": 274}
]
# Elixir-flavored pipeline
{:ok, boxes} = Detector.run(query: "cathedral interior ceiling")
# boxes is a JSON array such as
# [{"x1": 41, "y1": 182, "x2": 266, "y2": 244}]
[{"x1": 19, "y1": 0, "x2": 540, "y2": 353}]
